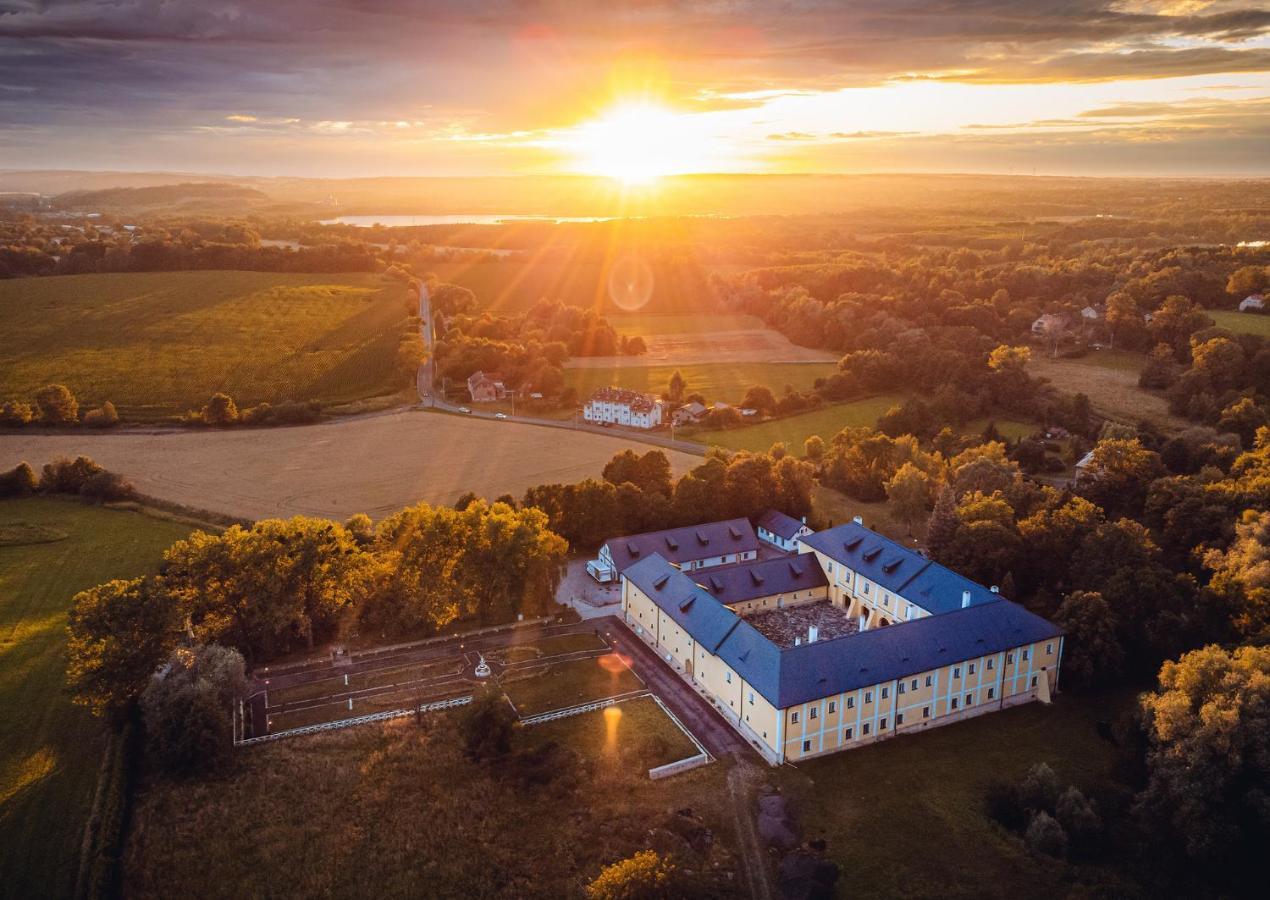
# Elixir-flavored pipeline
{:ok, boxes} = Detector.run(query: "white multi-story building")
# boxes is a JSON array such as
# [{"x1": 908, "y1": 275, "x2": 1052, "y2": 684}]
[{"x1": 583, "y1": 387, "x2": 663, "y2": 429}]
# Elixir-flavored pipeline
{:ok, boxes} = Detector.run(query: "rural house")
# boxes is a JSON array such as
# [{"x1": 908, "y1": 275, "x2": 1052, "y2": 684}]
[
  {"x1": 583, "y1": 386, "x2": 663, "y2": 429},
  {"x1": 756, "y1": 509, "x2": 812, "y2": 552},
  {"x1": 466, "y1": 371, "x2": 506, "y2": 403},
  {"x1": 672, "y1": 401, "x2": 708, "y2": 426},
  {"x1": 1240, "y1": 293, "x2": 1266, "y2": 312},
  {"x1": 620, "y1": 519, "x2": 1063, "y2": 764}
]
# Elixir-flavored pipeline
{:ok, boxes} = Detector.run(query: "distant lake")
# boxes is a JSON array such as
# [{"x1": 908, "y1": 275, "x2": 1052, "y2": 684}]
[{"x1": 323, "y1": 214, "x2": 616, "y2": 227}]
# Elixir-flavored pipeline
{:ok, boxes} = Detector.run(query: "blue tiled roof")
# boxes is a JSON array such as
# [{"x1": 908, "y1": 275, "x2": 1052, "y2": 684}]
[
  {"x1": 621, "y1": 551, "x2": 1062, "y2": 709},
  {"x1": 623, "y1": 554, "x2": 741, "y2": 653},
  {"x1": 772, "y1": 601, "x2": 1063, "y2": 707},
  {"x1": 800, "y1": 521, "x2": 999, "y2": 614},
  {"x1": 606, "y1": 519, "x2": 758, "y2": 575},
  {"x1": 756, "y1": 509, "x2": 805, "y2": 540},
  {"x1": 697, "y1": 556, "x2": 828, "y2": 606}
]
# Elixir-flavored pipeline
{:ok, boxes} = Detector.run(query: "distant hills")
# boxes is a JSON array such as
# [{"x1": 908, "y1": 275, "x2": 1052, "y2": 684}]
[{"x1": 53, "y1": 182, "x2": 271, "y2": 214}]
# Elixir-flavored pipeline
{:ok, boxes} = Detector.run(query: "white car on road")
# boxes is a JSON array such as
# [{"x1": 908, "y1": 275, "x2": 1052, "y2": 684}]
[{"x1": 494, "y1": 412, "x2": 508, "y2": 420}]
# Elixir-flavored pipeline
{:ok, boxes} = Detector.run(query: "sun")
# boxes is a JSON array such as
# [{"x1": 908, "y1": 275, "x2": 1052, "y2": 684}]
[{"x1": 565, "y1": 101, "x2": 718, "y2": 184}]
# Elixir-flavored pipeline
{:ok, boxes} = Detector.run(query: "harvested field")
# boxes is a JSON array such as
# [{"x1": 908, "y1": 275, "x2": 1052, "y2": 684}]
[
  {"x1": 1028, "y1": 350, "x2": 1185, "y2": 432},
  {"x1": 0, "y1": 410, "x2": 699, "y2": 521},
  {"x1": 568, "y1": 325, "x2": 836, "y2": 367},
  {"x1": 563, "y1": 362, "x2": 836, "y2": 408}
]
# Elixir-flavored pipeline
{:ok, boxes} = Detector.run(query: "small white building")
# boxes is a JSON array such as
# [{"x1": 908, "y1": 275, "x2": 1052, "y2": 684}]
[
  {"x1": 756, "y1": 509, "x2": 813, "y2": 552},
  {"x1": 1031, "y1": 312, "x2": 1067, "y2": 335},
  {"x1": 583, "y1": 387, "x2": 663, "y2": 429},
  {"x1": 1240, "y1": 294, "x2": 1266, "y2": 312},
  {"x1": 672, "y1": 401, "x2": 707, "y2": 426}
]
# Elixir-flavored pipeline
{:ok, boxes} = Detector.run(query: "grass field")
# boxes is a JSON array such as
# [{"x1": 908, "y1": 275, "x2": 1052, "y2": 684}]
[
  {"x1": 524, "y1": 696, "x2": 700, "y2": 770},
  {"x1": 1028, "y1": 349, "x2": 1185, "y2": 433},
  {"x1": 503, "y1": 655, "x2": 644, "y2": 716},
  {"x1": 563, "y1": 362, "x2": 837, "y2": 408},
  {"x1": 1209, "y1": 309, "x2": 1270, "y2": 337},
  {"x1": 269, "y1": 657, "x2": 464, "y2": 707},
  {"x1": 0, "y1": 271, "x2": 414, "y2": 420},
  {"x1": 608, "y1": 313, "x2": 764, "y2": 335},
  {"x1": 783, "y1": 691, "x2": 1136, "y2": 899},
  {"x1": 689, "y1": 394, "x2": 905, "y2": 452},
  {"x1": 124, "y1": 717, "x2": 739, "y2": 898},
  {"x1": 0, "y1": 497, "x2": 192, "y2": 899},
  {"x1": 811, "y1": 485, "x2": 916, "y2": 543}
]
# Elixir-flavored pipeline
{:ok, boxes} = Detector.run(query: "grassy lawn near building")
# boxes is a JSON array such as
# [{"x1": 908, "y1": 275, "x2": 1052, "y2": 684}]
[
  {"x1": 124, "y1": 718, "x2": 741, "y2": 898},
  {"x1": 562, "y1": 362, "x2": 837, "y2": 408},
  {"x1": 688, "y1": 394, "x2": 905, "y2": 453},
  {"x1": 0, "y1": 271, "x2": 414, "y2": 421},
  {"x1": 523, "y1": 696, "x2": 700, "y2": 770},
  {"x1": 1209, "y1": 309, "x2": 1270, "y2": 337},
  {"x1": 1027, "y1": 349, "x2": 1185, "y2": 433},
  {"x1": 502, "y1": 655, "x2": 644, "y2": 716},
  {"x1": 0, "y1": 497, "x2": 193, "y2": 899},
  {"x1": 783, "y1": 691, "x2": 1137, "y2": 899},
  {"x1": 811, "y1": 485, "x2": 917, "y2": 543}
]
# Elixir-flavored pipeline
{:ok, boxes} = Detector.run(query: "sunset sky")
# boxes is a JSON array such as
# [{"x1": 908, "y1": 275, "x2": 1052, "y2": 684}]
[{"x1": 3, "y1": 0, "x2": 1269, "y2": 177}]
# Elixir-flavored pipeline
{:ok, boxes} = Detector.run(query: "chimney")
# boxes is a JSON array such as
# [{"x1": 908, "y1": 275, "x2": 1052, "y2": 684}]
[
  {"x1": 801, "y1": 515, "x2": 807, "y2": 524},
  {"x1": 852, "y1": 515, "x2": 864, "y2": 525},
  {"x1": 808, "y1": 625, "x2": 819, "y2": 644},
  {"x1": 961, "y1": 590, "x2": 972, "y2": 608},
  {"x1": 990, "y1": 585, "x2": 1000, "y2": 594}
]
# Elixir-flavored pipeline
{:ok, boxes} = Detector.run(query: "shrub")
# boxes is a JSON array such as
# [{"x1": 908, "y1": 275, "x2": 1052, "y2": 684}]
[
  {"x1": 985, "y1": 780, "x2": 1029, "y2": 832},
  {"x1": 271, "y1": 400, "x2": 322, "y2": 424},
  {"x1": 240, "y1": 402, "x2": 273, "y2": 424},
  {"x1": 200, "y1": 392, "x2": 239, "y2": 426},
  {"x1": 586, "y1": 850, "x2": 702, "y2": 900},
  {"x1": 459, "y1": 687, "x2": 517, "y2": 761},
  {"x1": 82, "y1": 401, "x2": 119, "y2": 428},
  {"x1": 1055, "y1": 786, "x2": 1102, "y2": 854},
  {"x1": 35, "y1": 383, "x2": 78, "y2": 424},
  {"x1": 0, "y1": 400, "x2": 34, "y2": 426},
  {"x1": 1025, "y1": 811, "x2": 1068, "y2": 858},
  {"x1": 80, "y1": 470, "x2": 136, "y2": 503},
  {"x1": 1018, "y1": 762, "x2": 1062, "y2": 813},
  {"x1": 0, "y1": 462, "x2": 39, "y2": 497},
  {"x1": 40, "y1": 456, "x2": 105, "y2": 494}
]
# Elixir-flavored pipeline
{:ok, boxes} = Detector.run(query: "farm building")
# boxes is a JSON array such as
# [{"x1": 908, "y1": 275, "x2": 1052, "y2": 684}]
[
  {"x1": 756, "y1": 508, "x2": 812, "y2": 552},
  {"x1": 672, "y1": 401, "x2": 708, "y2": 426},
  {"x1": 620, "y1": 519, "x2": 1063, "y2": 764},
  {"x1": 583, "y1": 386, "x2": 663, "y2": 429},
  {"x1": 466, "y1": 371, "x2": 507, "y2": 403},
  {"x1": 588, "y1": 518, "x2": 759, "y2": 583}
]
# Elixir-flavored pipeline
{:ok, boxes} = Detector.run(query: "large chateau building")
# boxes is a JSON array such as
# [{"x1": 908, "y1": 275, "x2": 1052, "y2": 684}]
[
  {"x1": 619, "y1": 515, "x2": 1063, "y2": 764},
  {"x1": 583, "y1": 387, "x2": 663, "y2": 429},
  {"x1": 587, "y1": 519, "x2": 759, "y2": 583}
]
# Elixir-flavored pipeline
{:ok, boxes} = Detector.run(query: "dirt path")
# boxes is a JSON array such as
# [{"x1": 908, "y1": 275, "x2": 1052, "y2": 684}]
[{"x1": 729, "y1": 759, "x2": 776, "y2": 900}]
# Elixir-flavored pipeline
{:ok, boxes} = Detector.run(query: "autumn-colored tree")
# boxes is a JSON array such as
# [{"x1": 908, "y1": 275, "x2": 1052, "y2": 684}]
[
  {"x1": 0, "y1": 400, "x2": 34, "y2": 426},
  {"x1": 35, "y1": 383, "x2": 78, "y2": 424},
  {"x1": 886, "y1": 462, "x2": 932, "y2": 535},
  {"x1": 200, "y1": 392, "x2": 239, "y2": 426},
  {"x1": 66, "y1": 577, "x2": 183, "y2": 720},
  {"x1": 586, "y1": 850, "x2": 701, "y2": 900},
  {"x1": 1202, "y1": 509, "x2": 1270, "y2": 643}
]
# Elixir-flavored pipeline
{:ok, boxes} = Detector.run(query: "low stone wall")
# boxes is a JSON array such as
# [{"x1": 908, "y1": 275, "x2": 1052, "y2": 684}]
[{"x1": 649, "y1": 752, "x2": 711, "y2": 780}]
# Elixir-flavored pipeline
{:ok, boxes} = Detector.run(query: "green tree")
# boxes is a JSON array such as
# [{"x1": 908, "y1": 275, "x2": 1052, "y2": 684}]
[
  {"x1": 1217, "y1": 397, "x2": 1269, "y2": 448},
  {"x1": 1226, "y1": 264, "x2": 1269, "y2": 298},
  {"x1": 804, "y1": 434, "x2": 826, "y2": 462},
  {"x1": 35, "y1": 383, "x2": 78, "y2": 424},
  {"x1": 140, "y1": 644, "x2": 245, "y2": 773},
  {"x1": 740, "y1": 384, "x2": 777, "y2": 415},
  {"x1": 0, "y1": 462, "x2": 38, "y2": 497},
  {"x1": 1076, "y1": 438, "x2": 1165, "y2": 519},
  {"x1": 0, "y1": 400, "x2": 34, "y2": 426},
  {"x1": 886, "y1": 462, "x2": 932, "y2": 535},
  {"x1": 1053, "y1": 591, "x2": 1123, "y2": 690},
  {"x1": 82, "y1": 400, "x2": 119, "y2": 428},
  {"x1": 66, "y1": 577, "x2": 182, "y2": 720},
  {"x1": 1136, "y1": 644, "x2": 1270, "y2": 864},
  {"x1": 926, "y1": 484, "x2": 959, "y2": 560},
  {"x1": 586, "y1": 850, "x2": 698, "y2": 900},
  {"x1": 667, "y1": 370, "x2": 686, "y2": 404}
]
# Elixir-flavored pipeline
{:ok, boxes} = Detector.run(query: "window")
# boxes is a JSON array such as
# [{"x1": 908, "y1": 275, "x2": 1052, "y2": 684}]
[
  {"x1": 922, "y1": 706, "x2": 930, "y2": 719},
  {"x1": 879, "y1": 717, "x2": 888, "y2": 730},
  {"x1": 827, "y1": 563, "x2": 834, "y2": 574},
  {"x1": 803, "y1": 740, "x2": 811, "y2": 753},
  {"x1": 953, "y1": 666, "x2": 961, "y2": 679},
  {"x1": 1007, "y1": 653, "x2": 1014, "y2": 664},
  {"x1": 862, "y1": 723, "x2": 871, "y2": 735},
  {"x1": 951, "y1": 697, "x2": 959, "y2": 710},
  {"x1": 748, "y1": 692, "x2": 755, "y2": 705},
  {"x1": 864, "y1": 691, "x2": 873, "y2": 703},
  {"x1": 898, "y1": 682, "x2": 906, "y2": 695},
  {"x1": 1030, "y1": 675, "x2": 1039, "y2": 688},
  {"x1": 883, "y1": 595, "x2": 890, "y2": 608},
  {"x1": 828, "y1": 701, "x2": 836, "y2": 714},
  {"x1": 986, "y1": 658, "x2": 994, "y2": 671},
  {"x1": 906, "y1": 607, "x2": 914, "y2": 621},
  {"x1": 725, "y1": 672, "x2": 732, "y2": 684},
  {"x1": 911, "y1": 679, "x2": 918, "y2": 690},
  {"x1": 844, "y1": 727, "x2": 853, "y2": 740},
  {"x1": 1022, "y1": 648, "x2": 1030, "y2": 661},
  {"x1": 846, "y1": 696, "x2": 855, "y2": 710},
  {"x1": 881, "y1": 687, "x2": 889, "y2": 699},
  {"x1": 809, "y1": 707, "x2": 818, "y2": 720},
  {"x1": 965, "y1": 693, "x2": 974, "y2": 705},
  {"x1": 791, "y1": 711, "x2": 799, "y2": 724},
  {"x1": 968, "y1": 663, "x2": 976, "y2": 675},
  {"x1": 987, "y1": 687, "x2": 995, "y2": 700},
  {"x1": 925, "y1": 675, "x2": 932, "y2": 687},
  {"x1": 863, "y1": 582, "x2": 871, "y2": 595},
  {"x1": 1046, "y1": 642, "x2": 1054, "y2": 655},
  {"x1": 896, "y1": 713, "x2": 904, "y2": 725}
]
